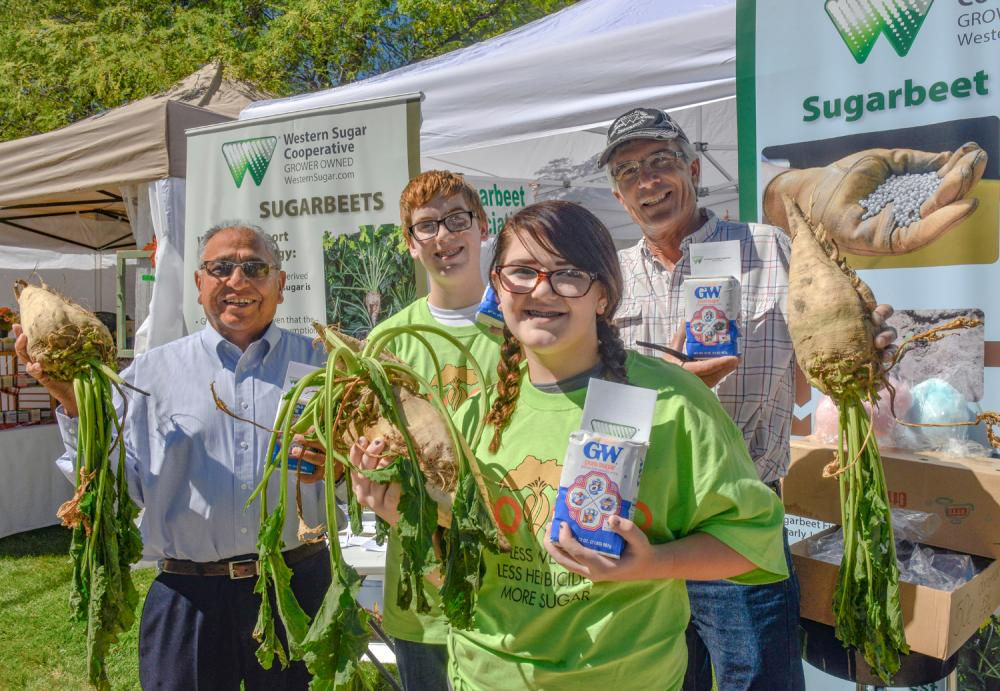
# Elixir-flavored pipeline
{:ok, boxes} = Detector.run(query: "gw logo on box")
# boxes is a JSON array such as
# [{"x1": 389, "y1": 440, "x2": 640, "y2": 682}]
[
  {"x1": 694, "y1": 285, "x2": 722, "y2": 299},
  {"x1": 222, "y1": 136, "x2": 278, "y2": 188},
  {"x1": 825, "y1": 0, "x2": 934, "y2": 64},
  {"x1": 583, "y1": 441, "x2": 624, "y2": 463}
]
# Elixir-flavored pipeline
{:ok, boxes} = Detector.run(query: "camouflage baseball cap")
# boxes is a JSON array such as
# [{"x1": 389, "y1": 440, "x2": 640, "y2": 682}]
[{"x1": 598, "y1": 107, "x2": 690, "y2": 168}]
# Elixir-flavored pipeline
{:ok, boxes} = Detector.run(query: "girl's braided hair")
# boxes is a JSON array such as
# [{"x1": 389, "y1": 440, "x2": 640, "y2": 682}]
[{"x1": 485, "y1": 200, "x2": 627, "y2": 452}]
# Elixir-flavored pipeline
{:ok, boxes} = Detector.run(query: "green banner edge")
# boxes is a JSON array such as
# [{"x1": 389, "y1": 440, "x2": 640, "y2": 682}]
[{"x1": 736, "y1": 0, "x2": 758, "y2": 223}]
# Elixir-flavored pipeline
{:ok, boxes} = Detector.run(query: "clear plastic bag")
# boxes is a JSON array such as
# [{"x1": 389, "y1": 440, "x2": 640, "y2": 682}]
[
  {"x1": 895, "y1": 541, "x2": 976, "y2": 591},
  {"x1": 802, "y1": 519, "x2": 979, "y2": 592},
  {"x1": 890, "y1": 507, "x2": 941, "y2": 543},
  {"x1": 809, "y1": 376, "x2": 998, "y2": 457},
  {"x1": 804, "y1": 528, "x2": 844, "y2": 566}
]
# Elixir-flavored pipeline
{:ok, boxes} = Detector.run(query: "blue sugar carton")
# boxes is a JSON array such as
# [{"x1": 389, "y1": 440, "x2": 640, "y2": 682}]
[
  {"x1": 683, "y1": 276, "x2": 741, "y2": 358},
  {"x1": 273, "y1": 449, "x2": 317, "y2": 475},
  {"x1": 550, "y1": 379, "x2": 656, "y2": 558},
  {"x1": 274, "y1": 361, "x2": 322, "y2": 475},
  {"x1": 475, "y1": 284, "x2": 504, "y2": 329}
]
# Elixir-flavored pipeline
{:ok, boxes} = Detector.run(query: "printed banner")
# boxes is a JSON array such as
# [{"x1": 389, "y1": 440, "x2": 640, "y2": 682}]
[
  {"x1": 465, "y1": 175, "x2": 531, "y2": 280},
  {"x1": 737, "y1": 1, "x2": 1000, "y2": 422},
  {"x1": 465, "y1": 176, "x2": 531, "y2": 237},
  {"x1": 184, "y1": 96, "x2": 421, "y2": 338}
]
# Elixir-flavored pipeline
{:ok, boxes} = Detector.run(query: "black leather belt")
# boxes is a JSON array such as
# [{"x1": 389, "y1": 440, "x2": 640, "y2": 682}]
[{"x1": 158, "y1": 541, "x2": 327, "y2": 579}]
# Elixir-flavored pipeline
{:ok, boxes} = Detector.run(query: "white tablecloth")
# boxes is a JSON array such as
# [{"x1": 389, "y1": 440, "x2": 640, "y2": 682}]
[
  {"x1": 0, "y1": 424, "x2": 72, "y2": 538},
  {"x1": 342, "y1": 543, "x2": 387, "y2": 578}
]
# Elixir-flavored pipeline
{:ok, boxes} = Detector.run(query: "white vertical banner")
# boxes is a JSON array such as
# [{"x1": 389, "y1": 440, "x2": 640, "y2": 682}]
[
  {"x1": 464, "y1": 176, "x2": 531, "y2": 237},
  {"x1": 183, "y1": 95, "x2": 421, "y2": 338},
  {"x1": 737, "y1": 1, "x2": 1000, "y2": 419},
  {"x1": 465, "y1": 175, "x2": 531, "y2": 281}
]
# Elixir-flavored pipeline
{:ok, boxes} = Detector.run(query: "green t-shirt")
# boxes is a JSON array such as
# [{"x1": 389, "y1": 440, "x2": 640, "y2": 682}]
[
  {"x1": 448, "y1": 351, "x2": 787, "y2": 690},
  {"x1": 368, "y1": 297, "x2": 502, "y2": 644}
]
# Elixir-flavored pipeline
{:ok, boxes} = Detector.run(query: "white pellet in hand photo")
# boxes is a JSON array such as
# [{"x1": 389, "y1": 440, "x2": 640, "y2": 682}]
[{"x1": 859, "y1": 172, "x2": 942, "y2": 228}]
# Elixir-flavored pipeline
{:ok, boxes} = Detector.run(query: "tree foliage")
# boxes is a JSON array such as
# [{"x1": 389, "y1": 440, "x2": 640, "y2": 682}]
[{"x1": 0, "y1": 0, "x2": 575, "y2": 142}]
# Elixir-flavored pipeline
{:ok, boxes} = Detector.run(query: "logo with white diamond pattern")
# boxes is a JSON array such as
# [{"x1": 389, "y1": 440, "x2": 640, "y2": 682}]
[
  {"x1": 825, "y1": 0, "x2": 935, "y2": 64},
  {"x1": 221, "y1": 137, "x2": 277, "y2": 188}
]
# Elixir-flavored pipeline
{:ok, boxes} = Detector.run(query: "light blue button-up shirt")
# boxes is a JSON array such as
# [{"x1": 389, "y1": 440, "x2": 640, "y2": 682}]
[{"x1": 56, "y1": 322, "x2": 331, "y2": 562}]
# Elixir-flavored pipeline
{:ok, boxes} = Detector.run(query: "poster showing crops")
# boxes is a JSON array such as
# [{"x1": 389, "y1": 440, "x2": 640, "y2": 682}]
[
  {"x1": 183, "y1": 97, "x2": 421, "y2": 337},
  {"x1": 737, "y1": 0, "x2": 1000, "y2": 421},
  {"x1": 321, "y1": 223, "x2": 415, "y2": 338}
]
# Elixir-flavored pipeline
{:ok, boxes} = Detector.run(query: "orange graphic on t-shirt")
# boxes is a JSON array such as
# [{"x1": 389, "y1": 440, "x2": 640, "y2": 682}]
[
  {"x1": 431, "y1": 364, "x2": 478, "y2": 410},
  {"x1": 495, "y1": 455, "x2": 561, "y2": 536}
]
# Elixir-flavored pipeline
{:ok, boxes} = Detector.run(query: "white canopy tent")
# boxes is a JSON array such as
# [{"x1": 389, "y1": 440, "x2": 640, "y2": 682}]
[{"x1": 241, "y1": 0, "x2": 740, "y2": 242}]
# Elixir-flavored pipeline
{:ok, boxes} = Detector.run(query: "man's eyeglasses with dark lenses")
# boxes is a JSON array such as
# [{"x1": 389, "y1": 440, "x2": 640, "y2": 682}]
[
  {"x1": 408, "y1": 210, "x2": 475, "y2": 242},
  {"x1": 495, "y1": 265, "x2": 598, "y2": 298},
  {"x1": 200, "y1": 260, "x2": 277, "y2": 280},
  {"x1": 610, "y1": 150, "x2": 687, "y2": 184}
]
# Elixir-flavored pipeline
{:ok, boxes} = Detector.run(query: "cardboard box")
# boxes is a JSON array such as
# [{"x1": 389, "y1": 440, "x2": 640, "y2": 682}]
[
  {"x1": 792, "y1": 527, "x2": 1000, "y2": 660},
  {"x1": 783, "y1": 439, "x2": 1000, "y2": 559}
]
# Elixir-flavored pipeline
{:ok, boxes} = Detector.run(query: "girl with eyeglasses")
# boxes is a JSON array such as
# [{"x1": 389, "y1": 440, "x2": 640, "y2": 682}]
[{"x1": 351, "y1": 200, "x2": 787, "y2": 690}]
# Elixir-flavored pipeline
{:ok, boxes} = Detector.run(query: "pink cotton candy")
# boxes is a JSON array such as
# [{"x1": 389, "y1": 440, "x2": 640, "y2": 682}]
[
  {"x1": 867, "y1": 380, "x2": 913, "y2": 437},
  {"x1": 812, "y1": 380, "x2": 913, "y2": 443},
  {"x1": 813, "y1": 396, "x2": 839, "y2": 443}
]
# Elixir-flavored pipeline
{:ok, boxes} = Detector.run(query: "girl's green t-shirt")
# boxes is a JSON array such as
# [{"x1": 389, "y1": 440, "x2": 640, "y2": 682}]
[
  {"x1": 448, "y1": 351, "x2": 788, "y2": 690},
  {"x1": 368, "y1": 297, "x2": 501, "y2": 645}
]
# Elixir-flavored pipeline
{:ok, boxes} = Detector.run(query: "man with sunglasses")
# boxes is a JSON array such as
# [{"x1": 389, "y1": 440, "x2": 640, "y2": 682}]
[
  {"x1": 356, "y1": 170, "x2": 502, "y2": 691},
  {"x1": 15, "y1": 222, "x2": 334, "y2": 689}
]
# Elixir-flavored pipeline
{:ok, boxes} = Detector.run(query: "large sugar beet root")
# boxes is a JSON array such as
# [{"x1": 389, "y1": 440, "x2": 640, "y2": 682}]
[
  {"x1": 362, "y1": 387, "x2": 457, "y2": 510},
  {"x1": 14, "y1": 280, "x2": 115, "y2": 381},
  {"x1": 13, "y1": 279, "x2": 139, "y2": 691},
  {"x1": 784, "y1": 198, "x2": 881, "y2": 399},
  {"x1": 318, "y1": 323, "x2": 458, "y2": 504},
  {"x1": 782, "y1": 197, "x2": 909, "y2": 681}
]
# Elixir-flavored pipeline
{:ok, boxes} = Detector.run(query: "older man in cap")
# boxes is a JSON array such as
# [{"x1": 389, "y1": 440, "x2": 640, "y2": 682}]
[
  {"x1": 600, "y1": 107, "x2": 806, "y2": 689},
  {"x1": 598, "y1": 105, "x2": 970, "y2": 688}
]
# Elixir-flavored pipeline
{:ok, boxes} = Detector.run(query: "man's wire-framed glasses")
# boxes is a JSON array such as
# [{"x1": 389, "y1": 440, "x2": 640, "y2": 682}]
[
  {"x1": 610, "y1": 149, "x2": 687, "y2": 184},
  {"x1": 409, "y1": 210, "x2": 475, "y2": 242},
  {"x1": 200, "y1": 259, "x2": 277, "y2": 280},
  {"x1": 495, "y1": 264, "x2": 598, "y2": 298}
]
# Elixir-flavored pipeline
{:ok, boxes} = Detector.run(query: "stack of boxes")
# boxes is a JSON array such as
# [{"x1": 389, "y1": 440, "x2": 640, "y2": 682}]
[
  {"x1": 783, "y1": 439, "x2": 1000, "y2": 660},
  {"x1": 0, "y1": 335, "x2": 55, "y2": 428}
]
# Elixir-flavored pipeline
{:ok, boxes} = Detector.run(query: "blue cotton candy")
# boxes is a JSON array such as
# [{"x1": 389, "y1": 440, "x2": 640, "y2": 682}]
[{"x1": 908, "y1": 378, "x2": 972, "y2": 445}]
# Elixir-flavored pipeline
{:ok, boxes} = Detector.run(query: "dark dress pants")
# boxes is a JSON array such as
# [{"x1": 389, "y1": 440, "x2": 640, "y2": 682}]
[{"x1": 139, "y1": 549, "x2": 331, "y2": 690}]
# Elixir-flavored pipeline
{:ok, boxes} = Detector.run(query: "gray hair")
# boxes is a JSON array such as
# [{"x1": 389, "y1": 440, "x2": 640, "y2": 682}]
[
  {"x1": 199, "y1": 221, "x2": 282, "y2": 269},
  {"x1": 606, "y1": 137, "x2": 700, "y2": 193}
]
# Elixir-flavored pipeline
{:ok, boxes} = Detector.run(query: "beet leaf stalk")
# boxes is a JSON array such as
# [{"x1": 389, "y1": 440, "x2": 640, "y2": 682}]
[
  {"x1": 832, "y1": 396, "x2": 906, "y2": 678},
  {"x1": 240, "y1": 323, "x2": 503, "y2": 689},
  {"x1": 15, "y1": 280, "x2": 144, "y2": 690}
]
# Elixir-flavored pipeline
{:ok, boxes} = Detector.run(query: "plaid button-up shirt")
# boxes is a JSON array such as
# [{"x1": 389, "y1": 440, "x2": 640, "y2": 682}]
[{"x1": 616, "y1": 210, "x2": 794, "y2": 483}]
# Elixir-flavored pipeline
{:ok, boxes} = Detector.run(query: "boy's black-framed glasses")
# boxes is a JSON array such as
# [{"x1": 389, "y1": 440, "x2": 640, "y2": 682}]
[
  {"x1": 200, "y1": 259, "x2": 277, "y2": 280},
  {"x1": 494, "y1": 264, "x2": 598, "y2": 298},
  {"x1": 408, "y1": 210, "x2": 475, "y2": 242}
]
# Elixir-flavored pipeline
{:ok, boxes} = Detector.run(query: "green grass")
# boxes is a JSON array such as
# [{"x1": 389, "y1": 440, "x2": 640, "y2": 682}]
[
  {"x1": 0, "y1": 526, "x2": 151, "y2": 690},
  {"x1": 0, "y1": 526, "x2": 399, "y2": 690}
]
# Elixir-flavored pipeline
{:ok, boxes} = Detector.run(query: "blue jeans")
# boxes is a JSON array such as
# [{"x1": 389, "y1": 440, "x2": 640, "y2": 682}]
[
  {"x1": 393, "y1": 637, "x2": 449, "y2": 691},
  {"x1": 682, "y1": 529, "x2": 804, "y2": 691}
]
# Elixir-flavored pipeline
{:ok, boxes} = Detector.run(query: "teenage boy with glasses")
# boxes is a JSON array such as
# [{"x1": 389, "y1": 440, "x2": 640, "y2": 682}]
[{"x1": 365, "y1": 170, "x2": 502, "y2": 690}]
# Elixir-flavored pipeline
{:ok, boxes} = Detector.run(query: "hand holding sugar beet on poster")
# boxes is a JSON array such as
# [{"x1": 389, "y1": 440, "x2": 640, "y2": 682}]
[{"x1": 762, "y1": 143, "x2": 987, "y2": 256}]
